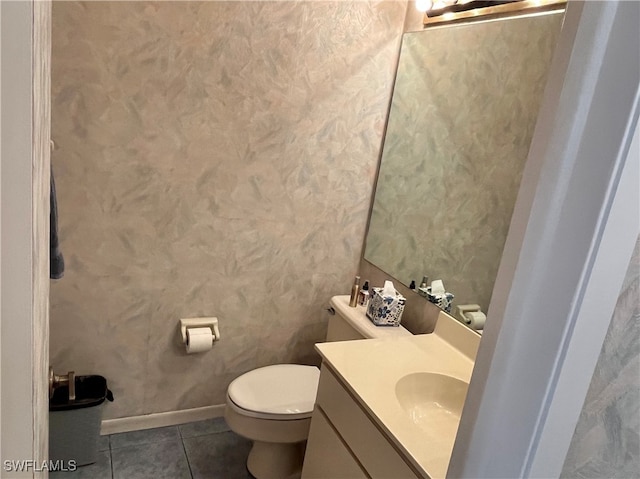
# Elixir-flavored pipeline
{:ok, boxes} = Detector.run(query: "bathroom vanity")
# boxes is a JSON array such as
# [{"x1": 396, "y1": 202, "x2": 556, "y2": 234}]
[{"x1": 302, "y1": 307, "x2": 480, "y2": 478}]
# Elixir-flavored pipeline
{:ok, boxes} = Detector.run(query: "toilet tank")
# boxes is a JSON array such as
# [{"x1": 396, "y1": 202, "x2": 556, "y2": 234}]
[{"x1": 325, "y1": 295, "x2": 412, "y2": 342}]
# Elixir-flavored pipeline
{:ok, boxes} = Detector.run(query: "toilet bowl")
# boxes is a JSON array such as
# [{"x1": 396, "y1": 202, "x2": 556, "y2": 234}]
[
  {"x1": 224, "y1": 295, "x2": 411, "y2": 479},
  {"x1": 225, "y1": 364, "x2": 319, "y2": 479}
]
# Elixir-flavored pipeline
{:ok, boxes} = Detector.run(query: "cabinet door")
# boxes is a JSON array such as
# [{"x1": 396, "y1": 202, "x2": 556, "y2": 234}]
[
  {"x1": 317, "y1": 366, "x2": 420, "y2": 479},
  {"x1": 302, "y1": 407, "x2": 368, "y2": 479}
]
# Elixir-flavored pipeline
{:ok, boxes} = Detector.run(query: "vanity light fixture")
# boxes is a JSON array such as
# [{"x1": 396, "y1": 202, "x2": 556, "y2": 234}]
[
  {"x1": 415, "y1": 0, "x2": 434, "y2": 13},
  {"x1": 420, "y1": 0, "x2": 520, "y2": 16},
  {"x1": 420, "y1": 0, "x2": 566, "y2": 25}
]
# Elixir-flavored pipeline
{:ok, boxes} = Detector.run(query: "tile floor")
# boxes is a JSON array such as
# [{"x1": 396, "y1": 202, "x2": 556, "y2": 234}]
[{"x1": 50, "y1": 418, "x2": 253, "y2": 479}]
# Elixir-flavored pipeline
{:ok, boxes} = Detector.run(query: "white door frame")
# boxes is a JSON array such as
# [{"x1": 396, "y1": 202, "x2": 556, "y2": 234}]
[
  {"x1": 0, "y1": 1, "x2": 51, "y2": 477},
  {"x1": 450, "y1": 1, "x2": 639, "y2": 477}
]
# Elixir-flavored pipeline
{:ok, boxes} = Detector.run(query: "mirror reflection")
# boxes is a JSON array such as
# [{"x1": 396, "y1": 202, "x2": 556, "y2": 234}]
[{"x1": 364, "y1": 11, "x2": 564, "y2": 319}]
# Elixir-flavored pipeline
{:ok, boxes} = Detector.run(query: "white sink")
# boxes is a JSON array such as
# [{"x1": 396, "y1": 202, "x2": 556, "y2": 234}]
[
  {"x1": 395, "y1": 372, "x2": 469, "y2": 431},
  {"x1": 316, "y1": 312, "x2": 480, "y2": 478}
]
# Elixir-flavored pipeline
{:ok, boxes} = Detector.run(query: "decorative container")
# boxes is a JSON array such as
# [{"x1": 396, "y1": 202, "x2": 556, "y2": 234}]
[{"x1": 366, "y1": 287, "x2": 406, "y2": 326}]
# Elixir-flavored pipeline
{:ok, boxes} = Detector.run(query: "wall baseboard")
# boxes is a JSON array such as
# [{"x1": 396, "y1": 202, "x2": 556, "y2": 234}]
[{"x1": 100, "y1": 404, "x2": 226, "y2": 436}]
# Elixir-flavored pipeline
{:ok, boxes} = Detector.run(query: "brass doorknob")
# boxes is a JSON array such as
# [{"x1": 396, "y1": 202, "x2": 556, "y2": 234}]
[{"x1": 49, "y1": 367, "x2": 75, "y2": 401}]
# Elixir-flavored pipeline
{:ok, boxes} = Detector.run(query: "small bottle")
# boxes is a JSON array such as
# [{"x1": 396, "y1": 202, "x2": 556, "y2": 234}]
[
  {"x1": 349, "y1": 276, "x2": 361, "y2": 307},
  {"x1": 358, "y1": 280, "x2": 370, "y2": 307},
  {"x1": 409, "y1": 280, "x2": 416, "y2": 290},
  {"x1": 418, "y1": 275, "x2": 429, "y2": 297}
]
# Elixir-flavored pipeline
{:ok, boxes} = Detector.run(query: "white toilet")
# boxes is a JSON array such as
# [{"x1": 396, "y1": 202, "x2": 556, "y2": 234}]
[{"x1": 224, "y1": 295, "x2": 411, "y2": 479}]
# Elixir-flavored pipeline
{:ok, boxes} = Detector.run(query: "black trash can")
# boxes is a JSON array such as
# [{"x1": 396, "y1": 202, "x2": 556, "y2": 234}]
[{"x1": 49, "y1": 375, "x2": 114, "y2": 466}]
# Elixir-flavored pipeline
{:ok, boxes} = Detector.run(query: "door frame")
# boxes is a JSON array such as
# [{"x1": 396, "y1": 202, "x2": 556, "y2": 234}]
[{"x1": 0, "y1": 1, "x2": 51, "y2": 476}]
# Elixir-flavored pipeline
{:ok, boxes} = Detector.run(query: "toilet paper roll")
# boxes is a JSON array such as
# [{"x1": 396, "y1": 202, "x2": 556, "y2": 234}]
[
  {"x1": 464, "y1": 311, "x2": 486, "y2": 331},
  {"x1": 186, "y1": 327, "x2": 213, "y2": 354}
]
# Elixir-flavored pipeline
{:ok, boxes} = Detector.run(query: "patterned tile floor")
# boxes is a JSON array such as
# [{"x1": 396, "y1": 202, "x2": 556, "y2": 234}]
[{"x1": 50, "y1": 418, "x2": 253, "y2": 479}]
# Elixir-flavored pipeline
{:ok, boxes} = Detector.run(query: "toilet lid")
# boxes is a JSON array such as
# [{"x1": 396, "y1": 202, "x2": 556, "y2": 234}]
[{"x1": 228, "y1": 364, "x2": 320, "y2": 416}]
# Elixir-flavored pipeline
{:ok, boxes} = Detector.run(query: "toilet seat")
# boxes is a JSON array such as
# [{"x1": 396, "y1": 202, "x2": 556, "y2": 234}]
[{"x1": 227, "y1": 364, "x2": 320, "y2": 420}]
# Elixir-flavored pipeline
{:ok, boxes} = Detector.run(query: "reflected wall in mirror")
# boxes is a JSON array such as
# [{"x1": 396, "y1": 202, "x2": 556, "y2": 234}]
[{"x1": 364, "y1": 11, "x2": 564, "y2": 314}]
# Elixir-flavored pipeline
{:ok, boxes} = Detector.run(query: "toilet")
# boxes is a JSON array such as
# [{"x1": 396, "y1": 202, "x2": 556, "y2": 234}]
[{"x1": 224, "y1": 294, "x2": 411, "y2": 479}]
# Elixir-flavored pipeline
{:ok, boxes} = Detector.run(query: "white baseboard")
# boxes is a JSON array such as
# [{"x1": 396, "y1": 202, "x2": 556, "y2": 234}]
[{"x1": 100, "y1": 404, "x2": 226, "y2": 436}]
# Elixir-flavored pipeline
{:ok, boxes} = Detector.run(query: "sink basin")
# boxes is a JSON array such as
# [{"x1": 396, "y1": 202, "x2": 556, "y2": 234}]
[{"x1": 395, "y1": 372, "x2": 469, "y2": 430}]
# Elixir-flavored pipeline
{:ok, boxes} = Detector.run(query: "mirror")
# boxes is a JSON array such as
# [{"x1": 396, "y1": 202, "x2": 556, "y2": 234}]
[{"x1": 364, "y1": 11, "x2": 564, "y2": 316}]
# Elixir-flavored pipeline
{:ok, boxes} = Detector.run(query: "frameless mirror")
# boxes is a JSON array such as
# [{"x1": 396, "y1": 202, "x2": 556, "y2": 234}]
[{"x1": 364, "y1": 11, "x2": 564, "y2": 317}]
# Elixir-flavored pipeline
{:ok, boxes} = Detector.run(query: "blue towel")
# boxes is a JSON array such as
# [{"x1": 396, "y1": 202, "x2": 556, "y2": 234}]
[{"x1": 50, "y1": 167, "x2": 64, "y2": 279}]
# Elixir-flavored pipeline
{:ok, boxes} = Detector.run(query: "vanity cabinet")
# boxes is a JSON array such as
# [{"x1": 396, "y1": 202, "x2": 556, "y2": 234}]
[
  {"x1": 300, "y1": 407, "x2": 367, "y2": 478},
  {"x1": 302, "y1": 364, "x2": 421, "y2": 479}
]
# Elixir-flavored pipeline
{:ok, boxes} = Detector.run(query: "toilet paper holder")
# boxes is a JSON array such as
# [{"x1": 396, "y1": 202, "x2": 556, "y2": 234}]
[
  {"x1": 455, "y1": 304, "x2": 486, "y2": 330},
  {"x1": 455, "y1": 304, "x2": 482, "y2": 324},
  {"x1": 179, "y1": 317, "x2": 221, "y2": 345}
]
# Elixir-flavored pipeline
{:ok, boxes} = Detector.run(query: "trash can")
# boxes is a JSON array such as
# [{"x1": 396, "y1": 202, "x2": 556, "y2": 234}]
[{"x1": 49, "y1": 374, "x2": 114, "y2": 466}]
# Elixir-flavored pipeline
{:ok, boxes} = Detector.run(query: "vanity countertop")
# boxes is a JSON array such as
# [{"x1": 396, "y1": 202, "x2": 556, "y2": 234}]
[{"x1": 315, "y1": 312, "x2": 479, "y2": 478}]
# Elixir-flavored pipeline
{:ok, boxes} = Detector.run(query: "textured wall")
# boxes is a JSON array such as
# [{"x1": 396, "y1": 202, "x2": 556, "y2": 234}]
[
  {"x1": 364, "y1": 13, "x2": 563, "y2": 312},
  {"x1": 561, "y1": 235, "x2": 640, "y2": 478},
  {"x1": 50, "y1": 1, "x2": 405, "y2": 419}
]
